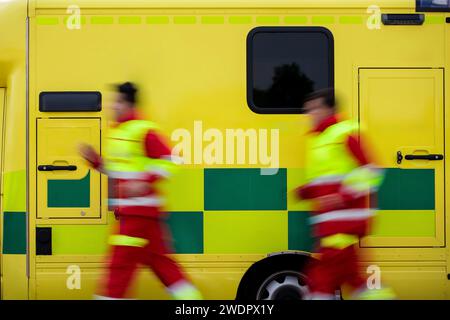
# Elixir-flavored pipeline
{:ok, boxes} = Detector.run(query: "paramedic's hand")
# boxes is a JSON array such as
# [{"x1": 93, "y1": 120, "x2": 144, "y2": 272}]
[
  {"x1": 315, "y1": 194, "x2": 345, "y2": 212},
  {"x1": 78, "y1": 143, "x2": 98, "y2": 164},
  {"x1": 294, "y1": 187, "x2": 303, "y2": 200},
  {"x1": 113, "y1": 209, "x2": 120, "y2": 220},
  {"x1": 122, "y1": 181, "x2": 152, "y2": 197}
]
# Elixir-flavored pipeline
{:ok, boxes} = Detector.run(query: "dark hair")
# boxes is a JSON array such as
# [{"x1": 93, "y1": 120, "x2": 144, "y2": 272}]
[
  {"x1": 303, "y1": 88, "x2": 336, "y2": 109},
  {"x1": 116, "y1": 82, "x2": 138, "y2": 104}
]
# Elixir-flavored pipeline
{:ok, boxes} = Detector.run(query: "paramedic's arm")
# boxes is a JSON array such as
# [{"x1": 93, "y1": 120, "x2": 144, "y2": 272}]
[
  {"x1": 295, "y1": 184, "x2": 313, "y2": 200},
  {"x1": 295, "y1": 134, "x2": 381, "y2": 211},
  {"x1": 119, "y1": 130, "x2": 173, "y2": 197},
  {"x1": 143, "y1": 130, "x2": 173, "y2": 182},
  {"x1": 338, "y1": 134, "x2": 383, "y2": 204},
  {"x1": 79, "y1": 144, "x2": 105, "y2": 173},
  {"x1": 307, "y1": 134, "x2": 378, "y2": 211}
]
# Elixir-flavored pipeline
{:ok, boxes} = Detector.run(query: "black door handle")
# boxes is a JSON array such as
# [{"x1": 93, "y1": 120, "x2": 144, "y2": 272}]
[
  {"x1": 405, "y1": 154, "x2": 443, "y2": 161},
  {"x1": 38, "y1": 165, "x2": 77, "y2": 171},
  {"x1": 397, "y1": 151, "x2": 443, "y2": 164}
]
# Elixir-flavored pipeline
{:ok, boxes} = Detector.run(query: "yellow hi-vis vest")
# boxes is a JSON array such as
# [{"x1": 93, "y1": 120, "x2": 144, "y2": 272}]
[
  {"x1": 104, "y1": 119, "x2": 178, "y2": 207},
  {"x1": 304, "y1": 120, "x2": 383, "y2": 197}
]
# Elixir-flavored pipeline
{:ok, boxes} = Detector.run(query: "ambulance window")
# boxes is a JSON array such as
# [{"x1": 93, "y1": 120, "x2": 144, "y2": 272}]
[
  {"x1": 39, "y1": 92, "x2": 102, "y2": 112},
  {"x1": 247, "y1": 27, "x2": 334, "y2": 114},
  {"x1": 416, "y1": 0, "x2": 450, "y2": 12}
]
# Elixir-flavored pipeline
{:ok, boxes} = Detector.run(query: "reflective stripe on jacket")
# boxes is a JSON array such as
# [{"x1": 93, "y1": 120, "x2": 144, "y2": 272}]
[
  {"x1": 302, "y1": 119, "x2": 384, "y2": 238},
  {"x1": 104, "y1": 119, "x2": 177, "y2": 213}
]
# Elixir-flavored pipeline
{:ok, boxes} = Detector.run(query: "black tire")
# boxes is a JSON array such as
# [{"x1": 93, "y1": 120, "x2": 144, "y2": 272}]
[
  {"x1": 236, "y1": 256, "x2": 310, "y2": 300},
  {"x1": 236, "y1": 255, "x2": 342, "y2": 300}
]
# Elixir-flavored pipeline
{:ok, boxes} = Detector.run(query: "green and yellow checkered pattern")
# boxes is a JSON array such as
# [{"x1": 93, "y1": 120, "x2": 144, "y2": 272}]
[
  {"x1": 160, "y1": 167, "x2": 436, "y2": 254},
  {"x1": 3, "y1": 168, "x2": 437, "y2": 255}
]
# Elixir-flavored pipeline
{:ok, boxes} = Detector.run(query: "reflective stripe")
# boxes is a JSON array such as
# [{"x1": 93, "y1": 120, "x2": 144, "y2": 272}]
[
  {"x1": 92, "y1": 295, "x2": 136, "y2": 300},
  {"x1": 320, "y1": 233, "x2": 359, "y2": 249},
  {"x1": 107, "y1": 171, "x2": 148, "y2": 179},
  {"x1": 307, "y1": 293, "x2": 336, "y2": 300},
  {"x1": 341, "y1": 164, "x2": 384, "y2": 195},
  {"x1": 306, "y1": 175, "x2": 345, "y2": 186},
  {"x1": 340, "y1": 185, "x2": 370, "y2": 198},
  {"x1": 310, "y1": 209, "x2": 373, "y2": 225},
  {"x1": 352, "y1": 287, "x2": 397, "y2": 300},
  {"x1": 144, "y1": 167, "x2": 170, "y2": 178},
  {"x1": 107, "y1": 170, "x2": 169, "y2": 180},
  {"x1": 167, "y1": 280, "x2": 203, "y2": 300},
  {"x1": 108, "y1": 196, "x2": 164, "y2": 207},
  {"x1": 108, "y1": 235, "x2": 149, "y2": 247},
  {"x1": 162, "y1": 155, "x2": 184, "y2": 165}
]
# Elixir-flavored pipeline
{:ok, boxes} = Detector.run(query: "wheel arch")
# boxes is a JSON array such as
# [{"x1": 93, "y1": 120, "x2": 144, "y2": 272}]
[{"x1": 235, "y1": 251, "x2": 315, "y2": 300}]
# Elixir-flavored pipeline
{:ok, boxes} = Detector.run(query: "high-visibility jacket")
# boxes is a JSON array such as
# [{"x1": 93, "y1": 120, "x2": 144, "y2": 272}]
[
  {"x1": 104, "y1": 119, "x2": 178, "y2": 216},
  {"x1": 300, "y1": 118, "x2": 384, "y2": 242}
]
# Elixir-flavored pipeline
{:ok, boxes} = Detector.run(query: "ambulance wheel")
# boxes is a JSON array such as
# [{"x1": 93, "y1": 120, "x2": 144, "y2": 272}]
[
  {"x1": 255, "y1": 270, "x2": 310, "y2": 300},
  {"x1": 235, "y1": 254, "x2": 312, "y2": 300}
]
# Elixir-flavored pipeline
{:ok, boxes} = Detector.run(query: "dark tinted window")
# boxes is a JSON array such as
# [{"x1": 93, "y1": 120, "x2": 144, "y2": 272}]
[
  {"x1": 417, "y1": 0, "x2": 450, "y2": 12},
  {"x1": 247, "y1": 27, "x2": 334, "y2": 114},
  {"x1": 39, "y1": 92, "x2": 102, "y2": 112}
]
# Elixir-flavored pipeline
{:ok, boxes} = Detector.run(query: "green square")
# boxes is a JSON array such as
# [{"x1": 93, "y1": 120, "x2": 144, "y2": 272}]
[
  {"x1": 3, "y1": 212, "x2": 27, "y2": 254},
  {"x1": 204, "y1": 168, "x2": 286, "y2": 210},
  {"x1": 377, "y1": 169, "x2": 435, "y2": 210},
  {"x1": 288, "y1": 211, "x2": 314, "y2": 252},
  {"x1": 166, "y1": 212, "x2": 203, "y2": 254},
  {"x1": 47, "y1": 171, "x2": 90, "y2": 208}
]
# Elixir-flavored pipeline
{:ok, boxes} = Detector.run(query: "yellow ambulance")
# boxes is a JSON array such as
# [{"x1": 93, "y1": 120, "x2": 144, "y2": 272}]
[{"x1": 0, "y1": 0, "x2": 449, "y2": 299}]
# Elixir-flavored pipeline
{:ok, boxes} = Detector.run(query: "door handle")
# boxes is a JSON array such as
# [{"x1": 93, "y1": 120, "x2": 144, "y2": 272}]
[
  {"x1": 405, "y1": 154, "x2": 443, "y2": 161},
  {"x1": 38, "y1": 165, "x2": 77, "y2": 171},
  {"x1": 397, "y1": 151, "x2": 443, "y2": 164}
]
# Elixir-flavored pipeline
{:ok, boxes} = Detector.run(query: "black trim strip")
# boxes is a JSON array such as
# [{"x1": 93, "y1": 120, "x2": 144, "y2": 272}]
[
  {"x1": 39, "y1": 91, "x2": 102, "y2": 112},
  {"x1": 36, "y1": 227, "x2": 52, "y2": 255},
  {"x1": 381, "y1": 14, "x2": 425, "y2": 25}
]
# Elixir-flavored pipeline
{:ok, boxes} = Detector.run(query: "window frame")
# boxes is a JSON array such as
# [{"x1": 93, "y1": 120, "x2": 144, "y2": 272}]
[
  {"x1": 416, "y1": 0, "x2": 450, "y2": 12},
  {"x1": 246, "y1": 26, "x2": 335, "y2": 114}
]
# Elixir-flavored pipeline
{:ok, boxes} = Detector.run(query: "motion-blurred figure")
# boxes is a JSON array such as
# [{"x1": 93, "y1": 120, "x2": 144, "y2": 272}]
[
  {"x1": 79, "y1": 82, "x2": 202, "y2": 300},
  {"x1": 296, "y1": 88, "x2": 394, "y2": 300}
]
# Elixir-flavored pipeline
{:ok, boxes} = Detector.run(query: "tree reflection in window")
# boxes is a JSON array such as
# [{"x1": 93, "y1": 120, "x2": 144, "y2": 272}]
[
  {"x1": 248, "y1": 28, "x2": 334, "y2": 113},
  {"x1": 253, "y1": 62, "x2": 314, "y2": 109}
]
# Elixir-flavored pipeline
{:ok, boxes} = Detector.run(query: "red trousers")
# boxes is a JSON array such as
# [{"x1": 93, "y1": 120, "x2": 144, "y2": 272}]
[
  {"x1": 306, "y1": 244, "x2": 366, "y2": 296},
  {"x1": 100, "y1": 215, "x2": 186, "y2": 298}
]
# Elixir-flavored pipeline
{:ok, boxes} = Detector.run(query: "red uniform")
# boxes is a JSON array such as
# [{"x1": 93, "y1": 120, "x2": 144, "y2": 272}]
[
  {"x1": 297, "y1": 115, "x2": 374, "y2": 299},
  {"x1": 89, "y1": 110, "x2": 195, "y2": 299}
]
